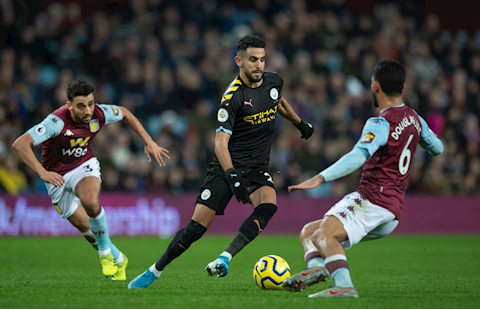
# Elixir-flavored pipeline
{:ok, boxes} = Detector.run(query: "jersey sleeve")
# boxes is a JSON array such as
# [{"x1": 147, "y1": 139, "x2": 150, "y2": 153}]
[
  {"x1": 27, "y1": 114, "x2": 65, "y2": 146},
  {"x1": 353, "y1": 117, "x2": 390, "y2": 157},
  {"x1": 272, "y1": 72, "x2": 284, "y2": 98},
  {"x1": 216, "y1": 81, "x2": 242, "y2": 135},
  {"x1": 97, "y1": 104, "x2": 123, "y2": 124},
  {"x1": 320, "y1": 148, "x2": 369, "y2": 182},
  {"x1": 416, "y1": 113, "x2": 444, "y2": 155}
]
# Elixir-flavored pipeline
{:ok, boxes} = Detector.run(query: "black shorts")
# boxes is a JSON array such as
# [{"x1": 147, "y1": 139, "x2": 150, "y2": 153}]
[{"x1": 195, "y1": 165, "x2": 276, "y2": 215}]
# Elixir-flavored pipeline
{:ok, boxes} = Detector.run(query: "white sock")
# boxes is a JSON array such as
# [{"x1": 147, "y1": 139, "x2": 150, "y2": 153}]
[
  {"x1": 98, "y1": 248, "x2": 112, "y2": 256},
  {"x1": 149, "y1": 264, "x2": 162, "y2": 278},
  {"x1": 115, "y1": 252, "x2": 124, "y2": 263},
  {"x1": 220, "y1": 251, "x2": 232, "y2": 261}
]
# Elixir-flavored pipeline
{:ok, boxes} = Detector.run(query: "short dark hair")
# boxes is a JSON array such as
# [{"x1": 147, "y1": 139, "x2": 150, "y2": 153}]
[
  {"x1": 373, "y1": 60, "x2": 405, "y2": 96},
  {"x1": 66, "y1": 79, "x2": 94, "y2": 102},
  {"x1": 237, "y1": 35, "x2": 266, "y2": 54}
]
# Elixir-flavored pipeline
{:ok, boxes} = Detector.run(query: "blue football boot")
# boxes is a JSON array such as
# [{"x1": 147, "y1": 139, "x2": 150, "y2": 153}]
[
  {"x1": 127, "y1": 269, "x2": 158, "y2": 289},
  {"x1": 205, "y1": 255, "x2": 230, "y2": 277}
]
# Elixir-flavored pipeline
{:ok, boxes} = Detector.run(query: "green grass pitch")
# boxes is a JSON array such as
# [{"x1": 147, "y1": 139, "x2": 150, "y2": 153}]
[{"x1": 1, "y1": 235, "x2": 479, "y2": 308}]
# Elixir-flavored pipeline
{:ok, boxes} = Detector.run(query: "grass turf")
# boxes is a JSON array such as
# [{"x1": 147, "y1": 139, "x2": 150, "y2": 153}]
[{"x1": 1, "y1": 235, "x2": 479, "y2": 308}]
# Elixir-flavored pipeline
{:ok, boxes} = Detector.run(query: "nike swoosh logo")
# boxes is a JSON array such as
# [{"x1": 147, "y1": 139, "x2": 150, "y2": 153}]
[
  {"x1": 301, "y1": 266, "x2": 319, "y2": 276},
  {"x1": 328, "y1": 288, "x2": 351, "y2": 296}
]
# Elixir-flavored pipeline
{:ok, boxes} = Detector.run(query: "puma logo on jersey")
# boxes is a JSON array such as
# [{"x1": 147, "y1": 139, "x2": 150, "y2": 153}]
[
  {"x1": 244, "y1": 99, "x2": 253, "y2": 107},
  {"x1": 64, "y1": 129, "x2": 74, "y2": 137}
]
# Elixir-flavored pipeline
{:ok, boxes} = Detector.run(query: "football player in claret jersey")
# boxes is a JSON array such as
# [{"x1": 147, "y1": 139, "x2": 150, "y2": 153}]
[
  {"x1": 282, "y1": 60, "x2": 444, "y2": 298},
  {"x1": 12, "y1": 79, "x2": 170, "y2": 280},
  {"x1": 128, "y1": 35, "x2": 314, "y2": 289}
]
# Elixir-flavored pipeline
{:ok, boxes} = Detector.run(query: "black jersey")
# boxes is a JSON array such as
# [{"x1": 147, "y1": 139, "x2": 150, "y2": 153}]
[{"x1": 212, "y1": 72, "x2": 283, "y2": 168}]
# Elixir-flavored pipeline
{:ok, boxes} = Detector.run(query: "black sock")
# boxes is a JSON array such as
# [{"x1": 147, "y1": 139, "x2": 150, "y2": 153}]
[
  {"x1": 225, "y1": 203, "x2": 277, "y2": 257},
  {"x1": 225, "y1": 232, "x2": 250, "y2": 257},
  {"x1": 155, "y1": 220, "x2": 207, "y2": 271}
]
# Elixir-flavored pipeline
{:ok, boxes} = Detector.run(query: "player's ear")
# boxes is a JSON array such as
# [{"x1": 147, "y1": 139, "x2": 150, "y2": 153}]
[
  {"x1": 66, "y1": 101, "x2": 72, "y2": 111},
  {"x1": 234, "y1": 55, "x2": 242, "y2": 68},
  {"x1": 372, "y1": 80, "x2": 381, "y2": 93}
]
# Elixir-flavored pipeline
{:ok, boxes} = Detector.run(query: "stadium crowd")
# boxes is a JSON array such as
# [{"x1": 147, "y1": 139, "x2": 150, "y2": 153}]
[{"x1": 1, "y1": 0, "x2": 479, "y2": 197}]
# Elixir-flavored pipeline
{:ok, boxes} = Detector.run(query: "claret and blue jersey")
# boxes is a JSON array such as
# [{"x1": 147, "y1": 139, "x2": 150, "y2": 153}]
[
  {"x1": 27, "y1": 104, "x2": 123, "y2": 175},
  {"x1": 321, "y1": 104, "x2": 444, "y2": 220}
]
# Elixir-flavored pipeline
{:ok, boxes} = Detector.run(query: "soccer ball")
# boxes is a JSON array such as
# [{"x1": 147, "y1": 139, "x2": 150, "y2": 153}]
[{"x1": 253, "y1": 255, "x2": 291, "y2": 290}]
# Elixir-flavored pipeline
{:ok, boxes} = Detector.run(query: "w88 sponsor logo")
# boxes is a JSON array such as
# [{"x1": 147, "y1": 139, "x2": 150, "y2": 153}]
[
  {"x1": 62, "y1": 147, "x2": 88, "y2": 157},
  {"x1": 62, "y1": 137, "x2": 90, "y2": 157}
]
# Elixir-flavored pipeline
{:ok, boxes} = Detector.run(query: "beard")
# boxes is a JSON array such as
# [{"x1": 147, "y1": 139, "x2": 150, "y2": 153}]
[
  {"x1": 372, "y1": 92, "x2": 379, "y2": 108},
  {"x1": 71, "y1": 112, "x2": 91, "y2": 123},
  {"x1": 245, "y1": 70, "x2": 263, "y2": 83}
]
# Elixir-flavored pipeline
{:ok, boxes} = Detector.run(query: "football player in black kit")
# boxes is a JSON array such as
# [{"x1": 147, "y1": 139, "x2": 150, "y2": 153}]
[{"x1": 128, "y1": 35, "x2": 314, "y2": 289}]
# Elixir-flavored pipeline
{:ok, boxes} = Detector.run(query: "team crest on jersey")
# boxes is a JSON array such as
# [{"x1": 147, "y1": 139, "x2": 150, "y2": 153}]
[
  {"x1": 201, "y1": 189, "x2": 211, "y2": 200},
  {"x1": 360, "y1": 132, "x2": 375, "y2": 144},
  {"x1": 34, "y1": 125, "x2": 46, "y2": 136},
  {"x1": 89, "y1": 119, "x2": 100, "y2": 132},
  {"x1": 217, "y1": 108, "x2": 229, "y2": 123},
  {"x1": 270, "y1": 88, "x2": 278, "y2": 100}
]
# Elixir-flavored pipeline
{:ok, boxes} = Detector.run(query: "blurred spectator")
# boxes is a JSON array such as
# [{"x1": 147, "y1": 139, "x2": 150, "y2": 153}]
[
  {"x1": 0, "y1": 145, "x2": 28, "y2": 195},
  {"x1": 1, "y1": 0, "x2": 479, "y2": 198}
]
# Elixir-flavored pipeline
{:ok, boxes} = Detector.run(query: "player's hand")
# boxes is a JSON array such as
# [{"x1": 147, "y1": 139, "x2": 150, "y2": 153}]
[
  {"x1": 225, "y1": 168, "x2": 251, "y2": 204},
  {"x1": 40, "y1": 171, "x2": 65, "y2": 187},
  {"x1": 144, "y1": 142, "x2": 170, "y2": 167},
  {"x1": 295, "y1": 119, "x2": 314, "y2": 139},
  {"x1": 288, "y1": 174, "x2": 324, "y2": 192}
]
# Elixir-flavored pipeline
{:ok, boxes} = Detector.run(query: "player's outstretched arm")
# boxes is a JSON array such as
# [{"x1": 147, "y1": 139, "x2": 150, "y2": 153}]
[
  {"x1": 288, "y1": 148, "x2": 369, "y2": 192},
  {"x1": 12, "y1": 133, "x2": 65, "y2": 187},
  {"x1": 119, "y1": 106, "x2": 170, "y2": 166},
  {"x1": 288, "y1": 174, "x2": 325, "y2": 192},
  {"x1": 277, "y1": 97, "x2": 314, "y2": 139}
]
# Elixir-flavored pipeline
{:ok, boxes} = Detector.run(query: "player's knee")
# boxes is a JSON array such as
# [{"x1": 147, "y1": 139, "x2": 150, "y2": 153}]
[
  {"x1": 311, "y1": 231, "x2": 328, "y2": 250},
  {"x1": 237, "y1": 204, "x2": 277, "y2": 240},
  {"x1": 313, "y1": 227, "x2": 347, "y2": 249},
  {"x1": 300, "y1": 222, "x2": 317, "y2": 241},
  {"x1": 254, "y1": 203, "x2": 277, "y2": 226},
  {"x1": 182, "y1": 220, "x2": 207, "y2": 246},
  {"x1": 80, "y1": 198, "x2": 100, "y2": 214}
]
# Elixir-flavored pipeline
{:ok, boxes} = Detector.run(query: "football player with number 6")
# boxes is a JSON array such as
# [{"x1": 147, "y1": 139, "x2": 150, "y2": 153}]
[{"x1": 282, "y1": 60, "x2": 444, "y2": 298}]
